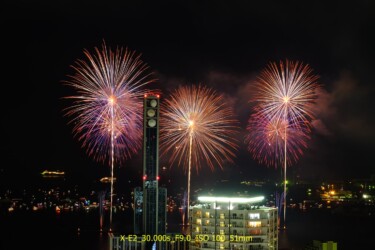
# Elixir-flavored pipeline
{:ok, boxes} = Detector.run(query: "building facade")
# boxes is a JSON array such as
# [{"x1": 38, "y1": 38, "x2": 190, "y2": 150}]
[{"x1": 190, "y1": 196, "x2": 278, "y2": 250}]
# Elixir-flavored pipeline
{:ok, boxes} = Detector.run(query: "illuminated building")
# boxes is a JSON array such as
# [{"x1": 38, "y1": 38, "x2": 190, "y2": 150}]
[
  {"x1": 134, "y1": 94, "x2": 167, "y2": 247},
  {"x1": 190, "y1": 196, "x2": 278, "y2": 250}
]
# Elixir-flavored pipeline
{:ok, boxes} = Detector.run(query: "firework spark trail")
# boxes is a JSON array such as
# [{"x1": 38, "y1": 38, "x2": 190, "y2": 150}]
[
  {"x1": 63, "y1": 42, "x2": 154, "y2": 230},
  {"x1": 249, "y1": 60, "x2": 320, "y2": 229},
  {"x1": 160, "y1": 84, "x2": 239, "y2": 224}
]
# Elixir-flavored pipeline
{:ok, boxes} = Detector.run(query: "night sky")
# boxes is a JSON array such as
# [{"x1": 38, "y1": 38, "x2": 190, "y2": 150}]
[{"x1": 1, "y1": 1, "x2": 375, "y2": 190}]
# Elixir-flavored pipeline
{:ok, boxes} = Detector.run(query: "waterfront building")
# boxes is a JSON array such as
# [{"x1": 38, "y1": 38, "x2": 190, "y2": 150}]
[{"x1": 189, "y1": 196, "x2": 278, "y2": 250}]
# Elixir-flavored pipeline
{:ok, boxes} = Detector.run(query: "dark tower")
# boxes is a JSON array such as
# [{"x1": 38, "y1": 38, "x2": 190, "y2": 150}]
[
  {"x1": 143, "y1": 94, "x2": 160, "y2": 236},
  {"x1": 134, "y1": 94, "x2": 167, "y2": 241}
]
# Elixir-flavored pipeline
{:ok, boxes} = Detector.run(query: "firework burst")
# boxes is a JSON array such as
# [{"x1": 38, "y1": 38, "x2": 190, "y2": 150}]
[
  {"x1": 253, "y1": 60, "x2": 320, "y2": 124},
  {"x1": 246, "y1": 110, "x2": 311, "y2": 168},
  {"x1": 160, "y1": 85, "x2": 239, "y2": 173},
  {"x1": 63, "y1": 42, "x2": 155, "y2": 230},
  {"x1": 63, "y1": 43, "x2": 154, "y2": 163}
]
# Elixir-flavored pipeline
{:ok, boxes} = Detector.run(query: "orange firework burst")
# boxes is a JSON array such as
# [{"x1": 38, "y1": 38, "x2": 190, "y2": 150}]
[
  {"x1": 253, "y1": 60, "x2": 320, "y2": 124},
  {"x1": 160, "y1": 84, "x2": 239, "y2": 173}
]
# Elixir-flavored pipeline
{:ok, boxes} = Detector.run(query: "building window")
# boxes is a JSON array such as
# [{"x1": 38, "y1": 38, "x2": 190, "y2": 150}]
[
  {"x1": 206, "y1": 219, "x2": 210, "y2": 225},
  {"x1": 197, "y1": 219, "x2": 202, "y2": 225},
  {"x1": 249, "y1": 213, "x2": 260, "y2": 219},
  {"x1": 249, "y1": 229, "x2": 262, "y2": 235},
  {"x1": 248, "y1": 221, "x2": 261, "y2": 228},
  {"x1": 220, "y1": 221, "x2": 225, "y2": 227},
  {"x1": 220, "y1": 244, "x2": 225, "y2": 249},
  {"x1": 196, "y1": 226, "x2": 200, "y2": 233},
  {"x1": 205, "y1": 212, "x2": 210, "y2": 218},
  {"x1": 220, "y1": 213, "x2": 225, "y2": 219},
  {"x1": 220, "y1": 229, "x2": 225, "y2": 235}
]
